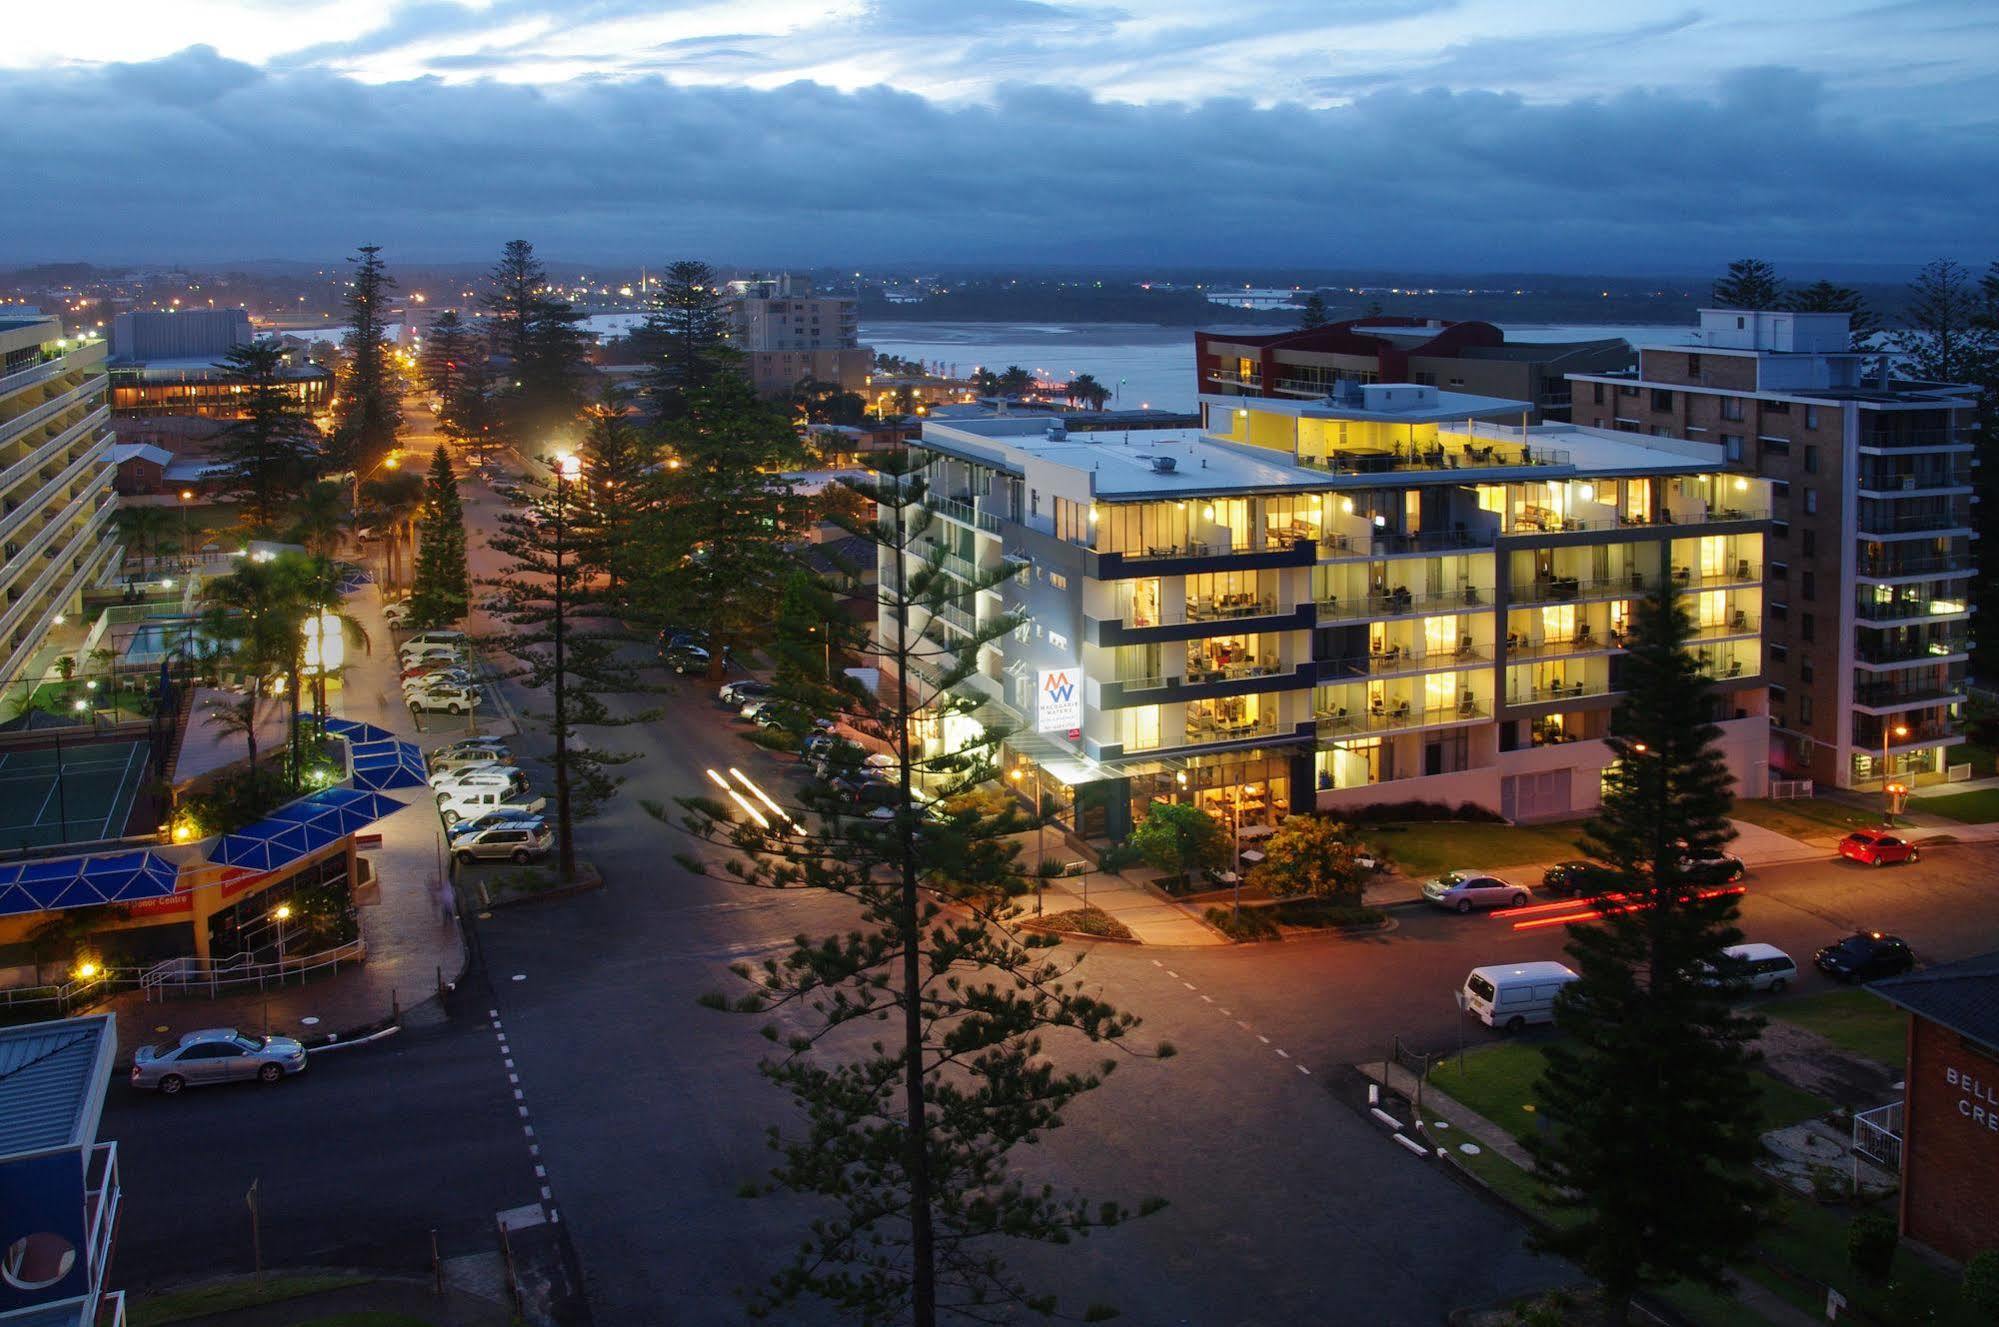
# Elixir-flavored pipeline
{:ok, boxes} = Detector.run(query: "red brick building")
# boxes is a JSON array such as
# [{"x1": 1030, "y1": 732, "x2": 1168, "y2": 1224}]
[{"x1": 1871, "y1": 954, "x2": 1999, "y2": 1264}]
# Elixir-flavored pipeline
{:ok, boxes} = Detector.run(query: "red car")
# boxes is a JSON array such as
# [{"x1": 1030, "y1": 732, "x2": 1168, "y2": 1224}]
[{"x1": 1838, "y1": 828, "x2": 1921, "y2": 867}]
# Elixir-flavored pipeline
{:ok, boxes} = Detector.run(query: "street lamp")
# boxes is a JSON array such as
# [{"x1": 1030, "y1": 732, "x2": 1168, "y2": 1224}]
[
  {"x1": 1883, "y1": 722, "x2": 1910, "y2": 825},
  {"x1": 272, "y1": 903, "x2": 293, "y2": 970},
  {"x1": 178, "y1": 488, "x2": 195, "y2": 569}
]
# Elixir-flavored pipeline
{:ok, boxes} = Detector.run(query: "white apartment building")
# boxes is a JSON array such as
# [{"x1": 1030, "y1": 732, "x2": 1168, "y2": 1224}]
[
  {"x1": 0, "y1": 313, "x2": 121, "y2": 698},
  {"x1": 884, "y1": 384, "x2": 1772, "y2": 838}
]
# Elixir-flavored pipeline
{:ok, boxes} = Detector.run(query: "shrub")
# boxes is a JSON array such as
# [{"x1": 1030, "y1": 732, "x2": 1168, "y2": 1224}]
[
  {"x1": 1034, "y1": 906, "x2": 1134, "y2": 941},
  {"x1": 745, "y1": 727, "x2": 799, "y2": 753},
  {"x1": 1272, "y1": 899, "x2": 1385, "y2": 930},
  {"x1": 1963, "y1": 1250, "x2": 1999, "y2": 1316},
  {"x1": 1247, "y1": 814, "x2": 1368, "y2": 903},
  {"x1": 1096, "y1": 840, "x2": 1142, "y2": 874},
  {"x1": 1847, "y1": 1211, "x2": 1898, "y2": 1280},
  {"x1": 1204, "y1": 906, "x2": 1277, "y2": 942}
]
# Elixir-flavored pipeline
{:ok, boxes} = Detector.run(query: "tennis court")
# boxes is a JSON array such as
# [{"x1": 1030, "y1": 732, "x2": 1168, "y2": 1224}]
[{"x1": 0, "y1": 739, "x2": 151, "y2": 851}]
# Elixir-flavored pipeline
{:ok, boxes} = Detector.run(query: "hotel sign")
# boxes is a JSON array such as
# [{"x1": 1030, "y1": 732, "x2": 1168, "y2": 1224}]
[{"x1": 1037, "y1": 668, "x2": 1083, "y2": 733}]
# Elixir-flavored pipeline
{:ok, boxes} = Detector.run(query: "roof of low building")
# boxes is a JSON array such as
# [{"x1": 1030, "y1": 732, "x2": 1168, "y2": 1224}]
[
  {"x1": 0, "y1": 1014, "x2": 117, "y2": 1156},
  {"x1": 109, "y1": 443, "x2": 173, "y2": 467},
  {"x1": 1871, "y1": 951, "x2": 1999, "y2": 1049}
]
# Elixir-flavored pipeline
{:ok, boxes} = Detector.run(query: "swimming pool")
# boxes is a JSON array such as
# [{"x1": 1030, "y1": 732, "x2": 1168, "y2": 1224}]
[{"x1": 122, "y1": 620, "x2": 228, "y2": 665}]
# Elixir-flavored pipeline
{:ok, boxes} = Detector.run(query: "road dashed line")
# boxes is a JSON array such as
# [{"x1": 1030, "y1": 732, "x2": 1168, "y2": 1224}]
[{"x1": 489, "y1": 1007, "x2": 560, "y2": 1224}]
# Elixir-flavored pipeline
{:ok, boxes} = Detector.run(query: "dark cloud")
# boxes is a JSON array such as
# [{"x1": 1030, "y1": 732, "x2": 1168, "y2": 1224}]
[{"x1": 1, "y1": 45, "x2": 1990, "y2": 269}]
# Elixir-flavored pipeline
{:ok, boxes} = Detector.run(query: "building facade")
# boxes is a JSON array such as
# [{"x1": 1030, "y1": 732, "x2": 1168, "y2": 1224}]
[
  {"x1": 1197, "y1": 318, "x2": 1634, "y2": 422},
  {"x1": 728, "y1": 275, "x2": 871, "y2": 397},
  {"x1": 1566, "y1": 310, "x2": 1978, "y2": 791},
  {"x1": 1871, "y1": 954, "x2": 1999, "y2": 1266},
  {"x1": 885, "y1": 384, "x2": 1770, "y2": 838},
  {"x1": 107, "y1": 310, "x2": 330, "y2": 419},
  {"x1": 0, "y1": 313, "x2": 121, "y2": 696}
]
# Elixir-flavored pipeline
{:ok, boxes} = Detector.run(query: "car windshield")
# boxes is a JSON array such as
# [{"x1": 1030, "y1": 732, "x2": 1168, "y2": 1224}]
[
  {"x1": 1837, "y1": 935, "x2": 1873, "y2": 954},
  {"x1": 1842, "y1": 833, "x2": 1871, "y2": 843},
  {"x1": 233, "y1": 1035, "x2": 264, "y2": 1051},
  {"x1": 1467, "y1": 975, "x2": 1495, "y2": 1001}
]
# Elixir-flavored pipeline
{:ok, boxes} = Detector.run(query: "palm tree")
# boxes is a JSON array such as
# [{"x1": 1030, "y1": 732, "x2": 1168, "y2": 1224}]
[
  {"x1": 116, "y1": 506, "x2": 179, "y2": 576},
  {"x1": 1070, "y1": 373, "x2": 1110, "y2": 411},
  {"x1": 287, "y1": 479, "x2": 354, "y2": 558},
  {"x1": 360, "y1": 470, "x2": 424, "y2": 590},
  {"x1": 203, "y1": 693, "x2": 262, "y2": 772},
  {"x1": 203, "y1": 558, "x2": 306, "y2": 781},
  {"x1": 293, "y1": 553, "x2": 371, "y2": 723},
  {"x1": 997, "y1": 365, "x2": 1034, "y2": 398}
]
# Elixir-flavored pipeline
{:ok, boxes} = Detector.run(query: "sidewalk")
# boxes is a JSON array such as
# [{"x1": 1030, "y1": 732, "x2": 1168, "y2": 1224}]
[
  {"x1": 1035, "y1": 870, "x2": 1226, "y2": 946},
  {"x1": 104, "y1": 582, "x2": 469, "y2": 1056}
]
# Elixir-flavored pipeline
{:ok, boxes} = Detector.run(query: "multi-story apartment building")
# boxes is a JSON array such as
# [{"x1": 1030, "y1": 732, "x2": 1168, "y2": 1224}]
[
  {"x1": 1567, "y1": 310, "x2": 1979, "y2": 791},
  {"x1": 1197, "y1": 318, "x2": 1633, "y2": 422},
  {"x1": 727, "y1": 274, "x2": 871, "y2": 398},
  {"x1": 887, "y1": 384, "x2": 1771, "y2": 837},
  {"x1": 0, "y1": 313, "x2": 121, "y2": 696}
]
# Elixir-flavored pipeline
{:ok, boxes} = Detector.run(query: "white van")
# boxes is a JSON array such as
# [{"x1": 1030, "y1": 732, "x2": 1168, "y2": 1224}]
[
  {"x1": 403, "y1": 629, "x2": 468, "y2": 651},
  {"x1": 1462, "y1": 961, "x2": 1580, "y2": 1033},
  {"x1": 1707, "y1": 942, "x2": 1797, "y2": 995}
]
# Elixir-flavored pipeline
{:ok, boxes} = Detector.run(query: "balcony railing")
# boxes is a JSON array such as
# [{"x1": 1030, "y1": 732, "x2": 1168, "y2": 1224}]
[
  {"x1": 1318, "y1": 586, "x2": 1490, "y2": 621},
  {"x1": 1518, "y1": 573, "x2": 1646, "y2": 604},
  {"x1": 1298, "y1": 440, "x2": 1569, "y2": 478},
  {"x1": 1858, "y1": 470, "x2": 1973, "y2": 494},
  {"x1": 1316, "y1": 700, "x2": 1487, "y2": 734},
  {"x1": 931, "y1": 602, "x2": 976, "y2": 633},
  {"x1": 1353, "y1": 528, "x2": 1496, "y2": 555},
  {"x1": 1854, "y1": 719, "x2": 1954, "y2": 748},
  {"x1": 925, "y1": 494, "x2": 1001, "y2": 534},
  {"x1": 1854, "y1": 679, "x2": 1968, "y2": 708},
  {"x1": 1321, "y1": 645, "x2": 1488, "y2": 676},
  {"x1": 1858, "y1": 426, "x2": 1970, "y2": 449},
  {"x1": 1185, "y1": 660, "x2": 1289, "y2": 685},
  {"x1": 1183, "y1": 713, "x2": 1280, "y2": 745},
  {"x1": 1855, "y1": 596, "x2": 1969, "y2": 623},
  {"x1": 1507, "y1": 679, "x2": 1612, "y2": 704},
  {"x1": 1505, "y1": 631, "x2": 1625, "y2": 659},
  {"x1": 1672, "y1": 563, "x2": 1760, "y2": 589},
  {"x1": 0, "y1": 375, "x2": 104, "y2": 447},
  {"x1": 0, "y1": 405, "x2": 109, "y2": 502},
  {"x1": 1204, "y1": 368, "x2": 1261, "y2": 388},
  {"x1": 1857, "y1": 509, "x2": 1972, "y2": 536},
  {"x1": 1186, "y1": 596, "x2": 1278, "y2": 622},
  {"x1": 1856, "y1": 636, "x2": 1970, "y2": 665},
  {"x1": 1858, "y1": 554, "x2": 1975, "y2": 579}
]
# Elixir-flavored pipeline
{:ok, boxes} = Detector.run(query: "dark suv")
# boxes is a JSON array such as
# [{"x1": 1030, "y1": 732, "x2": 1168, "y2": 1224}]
[
  {"x1": 1543, "y1": 860, "x2": 1621, "y2": 896},
  {"x1": 1815, "y1": 932, "x2": 1915, "y2": 982}
]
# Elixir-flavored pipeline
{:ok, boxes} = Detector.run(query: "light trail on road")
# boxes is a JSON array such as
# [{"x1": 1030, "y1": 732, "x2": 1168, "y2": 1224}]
[{"x1": 727, "y1": 767, "x2": 794, "y2": 826}]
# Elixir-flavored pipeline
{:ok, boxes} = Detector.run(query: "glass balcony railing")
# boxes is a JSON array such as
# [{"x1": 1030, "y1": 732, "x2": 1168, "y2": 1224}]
[
  {"x1": 1318, "y1": 586, "x2": 1490, "y2": 620},
  {"x1": 1506, "y1": 679, "x2": 1612, "y2": 704},
  {"x1": 1316, "y1": 700, "x2": 1487, "y2": 733},
  {"x1": 1297, "y1": 439, "x2": 1569, "y2": 477},
  {"x1": 1856, "y1": 635, "x2": 1970, "y2": 664},
  {"x1": 1321, "y1": 645, "x2": 1488, "y2": 676}
]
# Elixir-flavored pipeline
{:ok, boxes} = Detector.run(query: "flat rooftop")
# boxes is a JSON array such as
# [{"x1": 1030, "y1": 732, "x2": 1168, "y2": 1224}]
[{"x1": 920, "y1": 416, "x2": 1727, "y2": 500}]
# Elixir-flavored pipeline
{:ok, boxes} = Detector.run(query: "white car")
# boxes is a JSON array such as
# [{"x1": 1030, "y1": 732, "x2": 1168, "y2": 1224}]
[
  {"x1": 431, "y1": 735, "x2": 509, "y2": 761},
  {"x1": 432, "y1": 765, "x2": 529, "y2": 800},
  {"x1": 408, "y1": 681, "x2": 479, "y2": 715},
  {"x1": 429, "y1": 759, "x2": 511, "y2": 788},
  {"x1": 437, "y1": 790, "x2": 546, "y2": 827},
  {"x1": 400, "y1": 643, "x2": 464, "y2": 668},
  {"x1": 428, "y1": 747, "x2": 512, "y2": 774},
  {"x1": 403, "y1": 667, "x2": 474, "y2": 694},
  {"x1": 383, "y1": 600, "x2": 414, "y2": 627},
  {"x1": 1422, "y1": 870, "x2": 1530, "y2": 914}
]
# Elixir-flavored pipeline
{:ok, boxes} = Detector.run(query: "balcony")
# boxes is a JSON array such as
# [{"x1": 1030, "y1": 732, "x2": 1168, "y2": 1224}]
[
  {"x1": 1855, "y1": 635, "x2": 1970, "y2": 667},
  {"x1": 1672, "y1": 562, "x2": 1760, "y2": 590},
  {"x1": 1857, "y1": 470, "x2": 1973, "y2": 497},
  {"x1": 0, "y1": 375, "x2": 105, "y2": 447},
  {"x1": 1506, "y1": 678, "x2": 1613, "y2": 706},
  {"x1": 1504, "y1": 629, "x2": 1628, "y2": 660},
  {"x1": 1517, "y1": 572, "x2": 1648, "y2": 604},
  {"x1": 924, "y1": 494, "x2": 1001, "y2": 534},
  {"x1": 1204, "y1": 367, "x2": 1262, "y2": 390},
  {"x1": 1316, "y1": 699, "x2": 1488, "y2": 736},
  {"x1": 1086, "y1": 536, "x2": 1316, "y2": 581},
  {"x1": 1856, "y1": 509, "x2": 1972, "y2": 539},
  {"x1": 1855, "y1": 595, "x2": 1969, "y2": 624},
  {"x1": 1858, "y1": 426, "x2": 1971, "y2": 451},
  {"x1": 1853, "y1": 718, "x2": 1955, "y2": 751},
  {"x1": 1101, "y1": 662, "x2": 1315, "y2": 711},
  {"x1": 1333, "y1": 527, "x2": 1497, "y2": 557},
  {"x1": 1858, "y1": 553, "x2": 1975, "y2": 581},
  {"x1": 1320, "y1": 644, "x2": 1489, "y2": 678},
  {"x1": 1298, "y1": 439, "x2": 1569, "y2": 478},
  {"x1": 1318, "y1": 586, "x2": 1491, "y2": 622},
  {"x1": 1183, "y1": 710, "x2": 1281, "y2": 746},
  {"x1": 0, "y1": 406, "x2": 110, "y2": 502},
  {"x1": 930, "y1": 602, "x2": 976, "y2": 634},
  {"x1": 1854, "y1": 679, "x2": 1968, "y2": 711}
]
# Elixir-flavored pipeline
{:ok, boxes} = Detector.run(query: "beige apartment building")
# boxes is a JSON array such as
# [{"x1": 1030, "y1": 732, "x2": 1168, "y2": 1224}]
[
  {"x1": 1567, "y1": 309, "x2": 1979, "y2": 791},
  {"x1": 0, "y1": 312, "x2": 121, "y2": 697},
  {"x1": 727, "y1": 274, "x2": 871, "y2": 397}
]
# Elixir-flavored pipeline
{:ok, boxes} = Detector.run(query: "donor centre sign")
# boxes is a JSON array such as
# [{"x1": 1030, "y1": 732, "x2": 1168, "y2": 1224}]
[{"x1": 1037, "y1": 668, "x2": 1083, "y2": 733}]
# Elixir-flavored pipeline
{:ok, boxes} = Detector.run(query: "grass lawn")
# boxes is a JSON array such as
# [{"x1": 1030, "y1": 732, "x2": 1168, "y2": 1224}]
[
  {"x1": 1368, "y1": 819, "x2": 1586, "y2": 878},
  {"x1": 1756, "y1": 1197, "x2": 1989, "y2": 1327},
  {"x1": 1730, "y1": 798, "x2": 1875, "y2": 841},
  {"x1": 1766, "y1": 989, "x2": 1909, "y2": 1070},
  {"x1": 298, "y1": 1315, "x2": 436, "y2": 1327},
  {"x1": 129, "y1": 1275, "x2": 370, "y2": 1327},
  {"x1": 1429, "y1": 1041, "x2": 1833, "y2": 1142},
  {"x1": 1912, "y1": 787, "x2": 1999, "y2": 824}
]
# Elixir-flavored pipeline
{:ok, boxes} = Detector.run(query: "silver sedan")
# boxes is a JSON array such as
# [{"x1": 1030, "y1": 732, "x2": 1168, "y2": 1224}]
[{"x1": 130, "y1": 1028, "x2": 308, "y2": 1095}]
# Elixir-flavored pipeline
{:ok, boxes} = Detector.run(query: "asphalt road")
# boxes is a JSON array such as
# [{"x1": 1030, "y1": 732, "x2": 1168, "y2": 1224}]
[{"x1": 104, "y1": 979, "x2": 539, "y2": 1288}]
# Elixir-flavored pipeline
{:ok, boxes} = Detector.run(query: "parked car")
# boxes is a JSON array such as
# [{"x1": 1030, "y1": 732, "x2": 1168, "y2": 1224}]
[
  {"x1": 1542, "y1": 860, "x2": 1621, "y2": 896},
  {"x1": 1460, "y1": 962, "x2": 1578, "y2": 1033},
  {"x1": 1702, "y1": 942, "x2": 1798, "y2": 995},
  {"x1": 433, "y1": 765, "x2": 529, "y2": 799},
  {"x1": 437, "y1": 789, "x2": 546, "y2": 827},
  {"x1": 428, "y1": 746, "x2": 512, "y2": 774},
  {"x1": 429, "y1": 758, "x2": 512, "y2": 789},
  {"x1": 430, "y1": 735, "x2": 510, "y2": 762},
  {"x1": 400, "y1": 643, "x2": 465, "y2": 668},
  {"x1": 448, "y1": 811, "x2": 548, "y2": 841},
  {"x1": 131, "y1": 1028, "x2": 307, "y2": 1095},
  {"x1": 382, "y1": 600, "x2": 414, "y2": 627},
  {"x1": 1815, "y1": 931, "x2": 1915, "y2": 982},
  {"x1": 1423, "y1": 870, "x2": 1530, "y2": 914},
  {"x1": 401, "y1": 659, "x2": 468, "y2": 682},
  {"x1": 1680, "y1": 849, "x2": 1747, "y2": 886},
  {"x1": 403, "y1": 629, "x2": 469, "y2": 652},
  {"x1": 748, "y1": 701, "x2": 795, "y2": 730},
  {"x1": 403, "y1": 668, "x2": 475, "y2": 694},
  {"x1": 719, "y1": 679, "x2": 773, "y2": 707},
  {"x1": 453, "y1": 822, "x2": 553, "y2": 865},
  {"x1": 408, "y1": 681, "x2": 479, "y2": 715},
  {"x1": 664, "y1": 644, "x2": 711, "y2": 675},
  {"x1": 1838, "y1": 829, "x2": 1922, "y2": 867}
]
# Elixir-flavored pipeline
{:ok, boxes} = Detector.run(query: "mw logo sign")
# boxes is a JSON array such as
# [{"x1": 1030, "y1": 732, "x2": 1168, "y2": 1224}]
[{"x1": 1037, "y1": 668, "x2": 1083, "y2": 733}]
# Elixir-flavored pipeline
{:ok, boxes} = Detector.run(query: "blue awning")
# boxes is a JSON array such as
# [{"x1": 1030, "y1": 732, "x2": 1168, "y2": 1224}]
[
  {"x1": 212, "y1": 815, "x2": 346, "y2": 871},
  {"x1": 266, "y1": 786, "x2": 407, "y2": 834},
  {"x1": 0, "y1": 850, "x2": 181, "y2": 917},
  {"x1": 320, "y1": 717, "x2": 397, "y2": 744},
  {"x1": 349, "y1": 738, "x2": 428, "y2": 790}
]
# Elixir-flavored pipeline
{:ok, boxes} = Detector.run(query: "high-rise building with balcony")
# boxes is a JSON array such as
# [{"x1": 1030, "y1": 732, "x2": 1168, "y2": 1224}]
[
  {"x1": 1197, "y1": 318, "x2": 1634, "y2": 422},
  {"x1": 884, "y1": 383, "x2": 1771, "y2": 837},
  {"x1": 0, "y1": 313, "x2": 121, "y2": 698},
  {"x1": 1566, "y1": 310, "x2": 1979, "y2": 791},
  {"x1": 726, "y1": 274, "x2": 871, "y2": 398}
]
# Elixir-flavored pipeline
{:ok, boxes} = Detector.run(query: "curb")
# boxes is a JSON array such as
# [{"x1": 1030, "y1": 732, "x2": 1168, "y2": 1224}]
[{"x1": 476, "y1": 864, "x2": 606, "y2": 911}]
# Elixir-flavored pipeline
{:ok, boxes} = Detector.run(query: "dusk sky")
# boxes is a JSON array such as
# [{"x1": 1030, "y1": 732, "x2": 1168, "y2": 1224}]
[{"x1": 4, "y1": 0, "x2": 1993, "y2": 271}]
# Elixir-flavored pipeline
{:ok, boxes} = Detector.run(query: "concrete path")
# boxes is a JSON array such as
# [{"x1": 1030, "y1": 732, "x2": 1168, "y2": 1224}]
[{"x1": 1036, "y1": 869, "x2": 1227, "y2": 946}]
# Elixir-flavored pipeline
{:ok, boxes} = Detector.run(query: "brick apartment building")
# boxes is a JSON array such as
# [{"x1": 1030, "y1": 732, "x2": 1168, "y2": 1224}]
[
  {"x1": 1871, "y1": 954, "x2": 1999, "y2": 1265},
  {"x1": 1567, "y1": 310, "x2": 1980, "y2": 792}
]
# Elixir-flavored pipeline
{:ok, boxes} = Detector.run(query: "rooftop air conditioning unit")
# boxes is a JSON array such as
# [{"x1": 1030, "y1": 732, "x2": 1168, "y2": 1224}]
[{"x1": 1150, "y1": 456, "x2": 1178, "y2": 474}]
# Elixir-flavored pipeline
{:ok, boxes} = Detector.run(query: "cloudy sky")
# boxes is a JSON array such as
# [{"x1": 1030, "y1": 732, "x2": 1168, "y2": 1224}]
[{"x1": 2, "y1": 0, "x2": 1993, "y2": 271}]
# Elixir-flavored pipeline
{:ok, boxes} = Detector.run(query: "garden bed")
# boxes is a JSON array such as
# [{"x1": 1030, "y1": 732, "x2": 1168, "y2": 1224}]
[
  {"x1": 1205, "y1": 898, "x2": 1388, "y2": 942},
  {"x1": 470, "y1": 860, "x2": 605, "y2": 908},
  {"x1": 1019, "y1": 905, "x2": 1136, "y2": 943}
]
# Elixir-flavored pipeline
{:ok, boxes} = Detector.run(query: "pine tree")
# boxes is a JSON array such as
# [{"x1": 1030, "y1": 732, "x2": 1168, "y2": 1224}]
[
  {"x1": 481, "y1": 240, "x2": 590, "y2": 448},
  {"x1": 1526, "y1": 583, "x2": 1769, "y2": 1324},
  {"x1": 216, "y1": 339, "x2": 321, "y2": 532},
  {"x1": 657, "y1": 446, "x2": 1167, "y2": 1322},
  {"x1": 1785, "y1": 279, "x2": 1881, "y2": 348},
  {"x1": 330, "y1": 243, "x2": 403, "y2": 473},
  {"x1": 418, "y1": 310, "x2": 474, "y2": 439},
  {"x1": 1894, "y1": 258, "x2": 1996, "y2": 385},
  {"x1": 571, "y1": 392, "x2": 656, "y2": 599},
  {"x1": 486, "y1": 455, "x2": 649, "y2": 881},
  {"x1": 1711, "y1": 258, "x2": 1782, "y2": 310},
  {"x1": 628, "y1": 372, "x2": 808, "y2": 671},
  {"x1": 1297, "y1": 292, "x2": 1331, "y2": 329},
  {"x1": 408, "y1": 445, "x2": 469, "y2": 628},
  {"x1": 635, "y1": 260, "x2": 741, "y2": 426}
]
